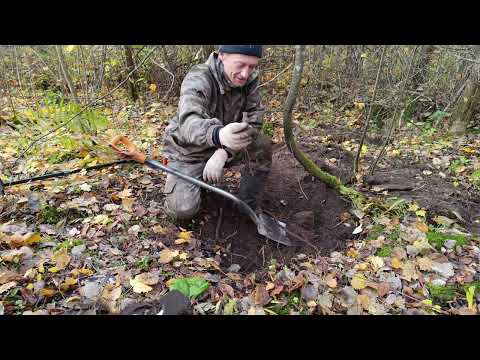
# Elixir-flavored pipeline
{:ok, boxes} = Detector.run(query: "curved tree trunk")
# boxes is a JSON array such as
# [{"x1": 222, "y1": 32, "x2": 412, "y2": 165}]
[{"x1": 283, "y1": 45, "x2": 364, "y2": 206}]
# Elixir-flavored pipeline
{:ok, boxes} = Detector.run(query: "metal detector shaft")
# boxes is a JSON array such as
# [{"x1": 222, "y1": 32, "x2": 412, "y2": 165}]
[
  {"x1": 144, "y1": 159, "x2": 260, "y2": 224},
  {"x1": 0, "y1": 160, "x2": 134, "y2": 194}
]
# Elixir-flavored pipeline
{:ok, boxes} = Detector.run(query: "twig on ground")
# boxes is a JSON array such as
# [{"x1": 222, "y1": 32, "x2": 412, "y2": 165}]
[{"x1": 215, "y1": 207, "x2": 223, "y2": 242}]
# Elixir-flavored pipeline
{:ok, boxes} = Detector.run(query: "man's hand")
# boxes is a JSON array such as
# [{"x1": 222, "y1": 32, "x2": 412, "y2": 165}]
[
  {"x1": 219, "y1": 122, "x2": 252, "y2": 150},
  {"x1": 203, "y1": 148, "x2": 228, "y2": 184}
]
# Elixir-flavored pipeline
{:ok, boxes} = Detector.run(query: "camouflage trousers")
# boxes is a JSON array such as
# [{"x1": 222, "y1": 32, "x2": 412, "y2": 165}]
[{"x1": 163, "y1": 134, "x2": 273, "y2": 221}]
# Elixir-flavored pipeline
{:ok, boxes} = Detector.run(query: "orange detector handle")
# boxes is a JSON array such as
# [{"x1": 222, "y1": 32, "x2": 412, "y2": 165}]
[
  {"x1": 109, "y1": 135, "x2": 169, "y2": 166},
  {"x1": 109, "y1": 135, "x2": 147, "y2": 164}
]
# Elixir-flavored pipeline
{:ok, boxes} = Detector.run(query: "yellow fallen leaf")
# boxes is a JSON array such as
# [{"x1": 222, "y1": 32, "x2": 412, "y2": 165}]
[
  {"x1": 266, "y1": 282, "x2": 275, "y2": 291},
  {"x1": 351, "y1": 273, "x2": 366, "y2": 290},
  {"x1": 326, "y1": 277, "x2": 337, "y2": 289},
  {"x1": 416, "y1": 257, "x2": 433, "y2": 271},
  {"x1": 158, "y1": 249, "x2": 178, "y2": 264},
  {"x1": 60, "y1": 277, "x2": 78, "y2": 291},
  {"x1": 415, "y1": 221, "x2": 429, "y2": 233},
  {"x1": 51, "y1": 249, "x2": 71, "y2": 270},
  {"x1": 71, "y1": 268, "x2": 94, "y2": 277},
  {"x1": 415, "y1": 210, "x2": 426, "y2": 218},
  {"x1": 355, "y1": 263, "x2": 369, "y2": 271},
  {"x1": 135, "y1": 272, "x2": 159, "y2": 286},
  {"x1": 175, "y1": 238, "x2": 191, "y2": 245},
  {"x1": 401, "y1": 261, "x2": 418, "y2": 282},
  {"x1": 152, "y1": 225, "x2": 167, "y2": 234},
  {"x1": 9, "y1": 232, "x2": 41, "y2": 248},
  {"x1": 178, "y1": 252, "x2": 188, "y2": 261},
  {"x1": 102, "y1": 284, "x2": 122, "y2": 301},
  {"x1": 93, "y1": 214, "x2": 111, "y2": 225},
  {"x1": 149, "y1": 83, "x2": 157, "y2": 92},
  {"x1": 356, "y1": 294, "x2": 370, "y2": 310},
  {"x1": 117, "y1": 188, "x2": 132, "y2": 199},
  {"x1": 347, "y1": 248, "x2": 359, "y2": 258},
  {"x1": 130, "y1": 277, "x2": 153, "y2": 293},
  {"x1": 178, "y1": 231, "x2": 192, "y2": 241},
  {"x1": 23, "y1": 268, "x2": 37, "y2": 279},
  {"x1": 39, "y1": 288, "x2": 57, "y2": 297},
  {"x1": 391, "y1": 257, "x2": 403, "y2": 269},
  {"x1": 26, "y1": 283, "x2": 34, "y2": 290},
  {"x1": 122, "y1": 198, "x2": 135, "y2": 212},
  {"x1": 368, "y1": 256, "x2": 384, "y2": 271},
  {"x1": 409, "y1": 203, "x2": 420, "y2": 212},
  {"x1": 48, "y1": 266, "x2": 61, "y2": 273}
]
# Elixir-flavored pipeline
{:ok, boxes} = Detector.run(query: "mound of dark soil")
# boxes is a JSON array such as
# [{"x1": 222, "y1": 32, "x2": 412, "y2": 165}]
[{"x1": 196, "y1": 145, "x2": 353, "y2": 274}]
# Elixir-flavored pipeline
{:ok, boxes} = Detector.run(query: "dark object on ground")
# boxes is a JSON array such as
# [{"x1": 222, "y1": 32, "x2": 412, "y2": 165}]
[{"x1": 121, "y1": 290, "x2": 192, "y2": 315}]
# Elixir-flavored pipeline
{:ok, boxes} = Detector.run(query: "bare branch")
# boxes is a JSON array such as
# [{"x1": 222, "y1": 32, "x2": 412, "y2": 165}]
[
  {"x1": 255, "y1": 62, "x2": 293, "y2": 92},
  {"x1": 151, "y1": 58, "x2": 175, "y2": 100}
]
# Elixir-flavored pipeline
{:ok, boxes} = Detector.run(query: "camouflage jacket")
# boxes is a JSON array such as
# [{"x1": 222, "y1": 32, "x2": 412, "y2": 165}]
[{"x1": 162, "y1": 52, "x2": 265, "y2": 163}]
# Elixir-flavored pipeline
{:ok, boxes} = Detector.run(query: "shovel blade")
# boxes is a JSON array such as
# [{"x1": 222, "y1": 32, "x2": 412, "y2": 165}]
[{"x1": 256, "y1": 213, "x2": 292, "y2": 246}]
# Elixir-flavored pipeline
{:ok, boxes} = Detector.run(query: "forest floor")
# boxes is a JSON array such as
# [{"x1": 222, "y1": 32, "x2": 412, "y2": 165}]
[{"x1": 1, "y1": 94, "x2": 480, "y2": 315}]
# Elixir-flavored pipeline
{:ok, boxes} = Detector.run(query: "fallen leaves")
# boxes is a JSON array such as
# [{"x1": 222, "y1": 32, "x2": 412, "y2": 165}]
[
  {"x1": 175, "y1": 230, "x2": 192, "y2": 245},
  {"x1": 253, "y1": 285, "x2": 272, "y2": 306},
  {"x1": 0, "y1": 281, "x2": 17, "y2": 294},
  {"x1": 351, "y1": 273, "x2": 367, "y2": 290},
  {"x1": 158, "y1": 249, "x2": 179, "y2": 264},
  {"x1": 3, "y1": 232, "x2": 41, "y2": 248},
  {"x1": 0, "y1": 270, "x2": 23, "y2": 284},
  {"x1": 49, "y1": 249, "x2": 71, "y2": 273}
]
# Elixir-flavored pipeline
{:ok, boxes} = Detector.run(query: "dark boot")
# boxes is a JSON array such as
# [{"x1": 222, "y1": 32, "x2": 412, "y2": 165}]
[{"x1": 237, "y1": 172, "x2": 269, "y2": 212}]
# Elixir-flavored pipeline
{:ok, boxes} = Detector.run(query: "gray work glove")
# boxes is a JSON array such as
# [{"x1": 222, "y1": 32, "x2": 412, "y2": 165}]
[
  {"x1": 219, "y1": 122, "x2": 252, "y2": 151},
  {"x1": 203, "y1": 148, "x2": 228, "y2": 184}
]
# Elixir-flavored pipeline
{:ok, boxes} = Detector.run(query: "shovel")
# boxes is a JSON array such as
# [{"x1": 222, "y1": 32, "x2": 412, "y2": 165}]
[{"x1": 110, "y1": 135, "x2": 292, "y2": 246}]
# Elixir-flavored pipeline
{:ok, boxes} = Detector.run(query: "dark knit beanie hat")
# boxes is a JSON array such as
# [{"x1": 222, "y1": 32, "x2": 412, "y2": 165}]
[{"x1": 218, "y1": 45, "x2": 263, "y2": 58}]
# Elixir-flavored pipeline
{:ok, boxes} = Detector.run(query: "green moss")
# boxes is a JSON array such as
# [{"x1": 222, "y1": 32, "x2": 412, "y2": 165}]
[
  {"x1": 427, "y1": 231, "x2": 470, "y2": 249},
  {"x1": 375, "y1": 245, "x2": 393, "y2": 258},
  {"x1": 55, "y1": 239, "x2": 84, "y2": 252},
  {"x1": 135, "y1": 255, "x2": 152, "y2": 270},
  {"x1": 427, "y1": 284, "x2": 457, "y2": 304},
  {"x1": 387, "y1": 226, "x2": 400, "y2": 242},
  {"x1": 262, "y1": 122, "x2": 275, "y2": 138},
  {"x1": 366, "y1": 224, "x2": 386, "y2": 241},
  {"x1": 41, "y1": 205, "x2": 64, "y2": 225}
]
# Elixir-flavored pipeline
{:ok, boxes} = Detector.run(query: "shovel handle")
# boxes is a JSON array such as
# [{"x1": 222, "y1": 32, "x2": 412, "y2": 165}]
[{"x1": 110, "y1": 135, "x2": 147, "y2": 164}]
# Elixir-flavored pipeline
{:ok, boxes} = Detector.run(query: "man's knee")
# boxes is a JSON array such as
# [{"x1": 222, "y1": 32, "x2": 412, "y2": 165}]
[
  {"x1": 165, "y1": 197, "x2": 200, "y2": 221},
  {"x1": 163, "y1": 174, "x2": 201, "y2": 221}
]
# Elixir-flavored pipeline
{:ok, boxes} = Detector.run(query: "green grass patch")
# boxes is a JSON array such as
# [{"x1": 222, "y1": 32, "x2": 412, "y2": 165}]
[
  {"x1": 40, "y1": 205, "x2": 64, "y2": 225},
  {"x1": 262, "y1": 121, "x2": 274, "y2": 138},
  {"x1": 135, "y1": 255, "x2": 153, "y2": 270},
  {"x1": 427, "y1": 284, "x2": 457, "y2": 304},
  {"x1": 375, "y1": 245, "x2": 393, "y2": 258},
  {"x1": 426, "y1": 231, "x2": 470, "y2": 249},
  {"x1": 55, "y1": 239, "x2": 84, "y2": 252},
  {"x1": 366, "y1": 224, "x2": 386, "y2": 241}
]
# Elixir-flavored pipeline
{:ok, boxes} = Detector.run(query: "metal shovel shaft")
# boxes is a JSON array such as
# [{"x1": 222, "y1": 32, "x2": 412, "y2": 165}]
[{"x1": 144, "y1": 160, "x2": 259, "y2": 224}]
